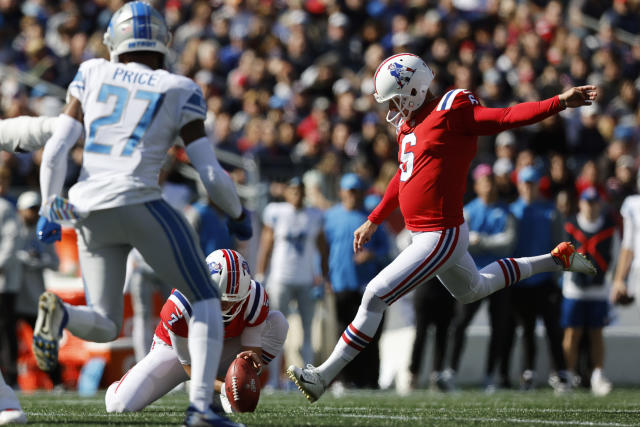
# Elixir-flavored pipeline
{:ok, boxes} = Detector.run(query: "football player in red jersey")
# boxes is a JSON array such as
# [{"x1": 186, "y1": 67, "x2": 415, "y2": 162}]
[
  {"x1": 105, "y1": 249, "x2": 288, "y2": 413},
  {"x1": 288, "y1": 53, "x2": 598, "y2": 402}
]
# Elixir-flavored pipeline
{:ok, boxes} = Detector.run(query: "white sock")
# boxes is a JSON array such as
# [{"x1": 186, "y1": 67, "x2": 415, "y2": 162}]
[
  {"x1": 64, "y1": 304, "x2": 119, "y2": 342},
  {"x1": 188, "y1": 298, "x2": 223, "y2": 413},
  {"x1": 318, "y1": 306, "x2": 382, "y2": 384},
  {"x1": 0, "y1": 373, "x2": 21, "y2": 411}
]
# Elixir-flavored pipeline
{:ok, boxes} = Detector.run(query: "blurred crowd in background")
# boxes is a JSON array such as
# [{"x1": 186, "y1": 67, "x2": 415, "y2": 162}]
[{"x1": 0, "y1": 0, "x2": 639, "y2": 395}]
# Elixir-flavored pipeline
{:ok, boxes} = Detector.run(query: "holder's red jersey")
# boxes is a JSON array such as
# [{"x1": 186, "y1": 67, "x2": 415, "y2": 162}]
[
  {"x1": 155, "y1": 281, "x2": 270, "y2": 346},
  {"x1": 369, "y1": 89, "x2": 563, "y2": 231}
]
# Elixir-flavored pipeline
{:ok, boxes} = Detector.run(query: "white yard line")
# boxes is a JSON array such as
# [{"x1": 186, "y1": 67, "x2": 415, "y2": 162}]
[{"x1": 315, "y1": 413, "x2": 637, "y2": 426}]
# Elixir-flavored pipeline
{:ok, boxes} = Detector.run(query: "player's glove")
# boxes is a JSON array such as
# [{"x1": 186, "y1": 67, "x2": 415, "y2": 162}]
[
  {"x1": 37, "y1": 216, "x2": 61, "y2": 243},
  {"x1": 227, "y1": 208, "x2": 253, "y2": 240}
]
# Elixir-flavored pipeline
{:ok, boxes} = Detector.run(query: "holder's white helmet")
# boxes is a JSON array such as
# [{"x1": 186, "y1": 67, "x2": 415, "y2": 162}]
[
  {"x1": 206, "y1": 249, "x2": 252, "y2": 322},
  {"x1": 103, "y1": 1, "x2": 171, "y2": 62},
  {"x1": 373, "y1": 53, "x2": 435, "y2": 128}
]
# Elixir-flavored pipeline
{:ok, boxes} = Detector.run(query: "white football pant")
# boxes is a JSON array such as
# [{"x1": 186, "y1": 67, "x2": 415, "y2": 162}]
[{"x1": 105, "y1": 311, "x2": 288, "y2": 412}]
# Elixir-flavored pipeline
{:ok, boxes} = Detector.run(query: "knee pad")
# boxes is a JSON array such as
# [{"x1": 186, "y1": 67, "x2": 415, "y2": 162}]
[
  {"x1": 361, "y1": 287, "x2": 388, "y2": 313},
  {"x1": 267, "y1": 310, "x2": 289, "y2": 342}
]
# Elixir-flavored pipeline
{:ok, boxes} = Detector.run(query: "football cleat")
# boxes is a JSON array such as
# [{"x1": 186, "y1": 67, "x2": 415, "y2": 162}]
[
  {"x1": 551, "y1": 242, "x2": 596, "y2": 275},
  {"x1": 0, "y1": 408, "x2": 27, "y2": 425},
  {"x1": 182, "y1": 405, "x2": 244, "y2": 427},
  {"x1": 32, "y1": 292, "x2": 66, "y2": 372},
  {"x1": 286, "y1": 364, "x2": 326, "y2": 403},
  {"x1": 591, "y1": 372, "x2": 612, "y2": 397}
]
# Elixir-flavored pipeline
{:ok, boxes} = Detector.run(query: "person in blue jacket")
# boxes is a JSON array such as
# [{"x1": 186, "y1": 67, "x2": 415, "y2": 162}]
[
  {"x1": 509, "y1": 166, "x2": 569, "y2": 391},
  {"x1": 324, "y1": 173, "x2": 390, "y2": 388}
]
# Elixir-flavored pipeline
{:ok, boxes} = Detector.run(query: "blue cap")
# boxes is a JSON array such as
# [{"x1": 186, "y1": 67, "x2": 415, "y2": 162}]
[
  {"x1": 580, "y1": 187, "x2": 600, "y2": 202},
  {"x1": 288, "y1": 176, "x2": 303, "y2": 187},
  {"x1": 518, "y1": 166, "x2": 540, "y2": 183},
  {"x1": 362, "y1": 112, "x2": 379, "y2": 125},
  {"x1": 340, "y1": 173, "x2": 366, "y2": 191},
  {"x1": 268, "y1": 95, "x2": 287, "y2": 109}
]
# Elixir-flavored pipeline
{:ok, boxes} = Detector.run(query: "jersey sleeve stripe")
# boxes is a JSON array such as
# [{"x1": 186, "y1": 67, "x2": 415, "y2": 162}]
[
  {"x1": 171, "y1": 289, "x2": 193, "y2": 317},
  {"x1": 436, "y1": 90, "x2": 454, "y2": 111},
  {"x1": 187, "y1": 93, "x2": 206, "y2": 109},
  {"x1": 437, "y1": 89, "x2": 465, "y2": 111},
  {"x1": 247, "y1": 282, "x2": 263, "y2": 323}
]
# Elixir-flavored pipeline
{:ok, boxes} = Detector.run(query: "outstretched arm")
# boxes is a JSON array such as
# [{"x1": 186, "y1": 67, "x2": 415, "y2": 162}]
[
  {"x1": 368, "y1": 168, "x2": 401, "y2": 225},
  {"x1": 455, "y1": 86, "x2": 597, "y2": 136},
  {"x1": 0, "y1": 115, "x2": 58, "y2": 152},
  {"x1": 39, "y1": 97, "x2": 84, "y2": 214}
]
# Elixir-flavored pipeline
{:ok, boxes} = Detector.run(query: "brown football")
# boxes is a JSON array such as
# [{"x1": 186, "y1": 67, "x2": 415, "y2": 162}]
[{"x1": 224, "y1": 357, "x2": 260, "y2": 412}]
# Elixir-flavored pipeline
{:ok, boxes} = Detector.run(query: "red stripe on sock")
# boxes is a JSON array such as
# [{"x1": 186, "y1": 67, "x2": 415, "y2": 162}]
[
  {"x1": 509, "y1": 258, "x2": 521, "y2": 282},
  {"x1": 341, "y1": 332, "x2": 364, "y2": 351},
  {"x1": 497, "y1": 259, "x2": 510, "y2": 287},
  {"x1": 348, "y1": 323, "x2": 372, "y2": 342}
]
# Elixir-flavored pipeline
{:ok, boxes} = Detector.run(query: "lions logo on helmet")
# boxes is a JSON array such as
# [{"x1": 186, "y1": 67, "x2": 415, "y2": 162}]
[
  {"x1": 388, "y1": 62, "x2": 416, "y2": 89},
  {"x1": 206, "y1": 249, "x2": 252, "y2": 322},
  {"x1": 103, "y1": 1, "x2": 171, "y2": 62}
]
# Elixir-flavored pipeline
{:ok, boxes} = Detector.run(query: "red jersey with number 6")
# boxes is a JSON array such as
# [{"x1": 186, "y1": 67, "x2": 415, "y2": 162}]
[{"x1": 369, "y1": 89, "x2": 563, "y2": 231}]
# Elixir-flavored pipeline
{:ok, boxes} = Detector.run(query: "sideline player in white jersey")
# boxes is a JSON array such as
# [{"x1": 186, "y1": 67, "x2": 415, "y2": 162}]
[
  {"x1": 611, "y1": 171, "x2": 640, "y2": 305},
  {"x1": 32, "y1": 3, "x2": 250, "y2": 426},
  {"x1": 287, "y1": 53, "x2": 598, "y2": 403},
  {"x1": 105, "y1": 249, "x2": 288, "y2": 414}
]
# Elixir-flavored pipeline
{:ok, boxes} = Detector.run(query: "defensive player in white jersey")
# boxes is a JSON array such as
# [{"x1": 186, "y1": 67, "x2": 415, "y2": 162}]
[
  {"x1": 611, "y1": 171, "x2": 640, "y2": 305},
  {"x1": 105, "y1": 249, "x2": 288, "y2": 414},
  {"x1": 32, "y1": 3, "x2": 250, "y2": 426}
]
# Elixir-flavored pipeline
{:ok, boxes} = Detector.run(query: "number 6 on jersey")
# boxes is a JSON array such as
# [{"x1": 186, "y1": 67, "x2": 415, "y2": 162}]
[{"x1": 400, "y1": 133, "x2": 417, "y2": 181}]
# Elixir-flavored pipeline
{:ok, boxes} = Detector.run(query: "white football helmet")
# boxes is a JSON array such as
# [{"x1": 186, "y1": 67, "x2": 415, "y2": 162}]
[
  {"x1": 206, "y1": 249, "x2": 252, "y2": 322},
  {"x1": 103, "y1": 1, "x2": 171, "y2": 62},
  {"x1": 373, "y1": 53, "x2": 435, "y2": 128}
]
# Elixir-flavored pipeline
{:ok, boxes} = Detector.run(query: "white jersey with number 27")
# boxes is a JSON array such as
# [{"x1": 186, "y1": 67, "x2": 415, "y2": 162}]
[{"x1": 67, "y1": 58, "x2": 206, "y2": 212}]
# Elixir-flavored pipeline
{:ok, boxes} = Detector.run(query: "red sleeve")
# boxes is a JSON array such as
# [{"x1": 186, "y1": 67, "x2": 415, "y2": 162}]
[
  {"x1": 160, "y1": 298, "x2": 189, "y2": 338},
  {"x1": 368, "y1": 168, "x2": 401, "y2": 225},
  {"x1": 450, "y1": 96, "x2": 564, "y2": 136}
]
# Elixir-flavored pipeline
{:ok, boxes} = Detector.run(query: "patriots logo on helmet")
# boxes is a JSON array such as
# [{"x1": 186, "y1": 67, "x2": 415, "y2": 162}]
[
  {"x1": 241, "y1": 260, "x2": 251, "y2": 275},
  {"x1": 388, "y1": 62, "x2": 416, "y2": 89},
  {"x1": 208, "y1": 261, "x2": 223, "y2": 275}
]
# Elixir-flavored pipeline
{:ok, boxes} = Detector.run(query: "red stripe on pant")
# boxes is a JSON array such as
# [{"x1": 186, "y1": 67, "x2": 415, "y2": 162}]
[
  {"x1": 341, "y1": 332, "x2": 364, "y2": 351},
  {"x1": 379, "y1": 229, "x2": 448, "y2": 301},
  {"x1": 390, "y1": 226, "x2": 459, "y2": 304},
  {"x1": 497, "y1": 259, "x2": 510, "y2": 287}
]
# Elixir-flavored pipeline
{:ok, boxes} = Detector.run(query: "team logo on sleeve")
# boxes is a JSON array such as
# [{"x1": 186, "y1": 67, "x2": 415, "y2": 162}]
[{"x1": 388, "y1": 62, "x2": 416, "y2": 89}]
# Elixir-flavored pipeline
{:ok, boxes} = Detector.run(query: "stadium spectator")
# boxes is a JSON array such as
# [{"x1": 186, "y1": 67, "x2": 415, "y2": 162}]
[
  {"x1": 0, "y1": 191, "x2": 19, "y2": 387},
  {"x1": 324, "y1": 173, "x2": 390, "y2": 389},
  {"x1": 256, "y1": 177, "x2": 328, "y2": 368},
  {"x1": 14, "y1": 191, "x2": 62, "y2": 388},
  {"x1": 562, "y1": 187, "x2": 617, "y2": 396},
  {"x1": 448, "y1": 164, "x2": 516, "y2": 392},
  {"x1": 611, "y1": 172, "x2": 640, "y2": 310},
  {"x1": 410, "y1": 277, "x2": 455, "y2": 392},
  {"x1": 509, "y1": 166, "x2": 569, "y2": 391}
]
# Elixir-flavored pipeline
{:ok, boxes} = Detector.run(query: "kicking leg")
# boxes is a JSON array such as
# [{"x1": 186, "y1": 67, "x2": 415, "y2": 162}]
[{"x1": 288, "y1": 226, "x2": 460, "y2": 402}]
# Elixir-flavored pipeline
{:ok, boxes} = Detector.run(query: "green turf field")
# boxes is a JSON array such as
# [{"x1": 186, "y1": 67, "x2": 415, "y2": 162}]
[{"x1": 16, "y1": 388, "x2": 640, "y2": 426}]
